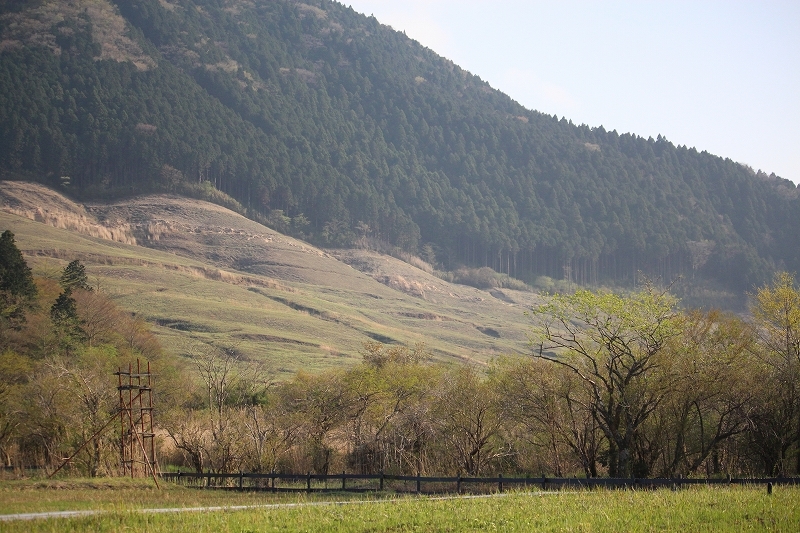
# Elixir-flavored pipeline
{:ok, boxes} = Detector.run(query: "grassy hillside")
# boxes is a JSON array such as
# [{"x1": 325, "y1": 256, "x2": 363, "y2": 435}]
[{"x1": 1, "y1": 181, "x2": 542, "y2": 375}]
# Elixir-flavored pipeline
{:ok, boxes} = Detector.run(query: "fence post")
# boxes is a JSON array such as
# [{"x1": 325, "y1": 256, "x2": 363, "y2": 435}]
[
  {"x1": 239, "y1": 472, "x2": 244, "y2": 490},
  {"x1": 379, "y1": 470, "x2": 384, "y2": 491},
  {"x1": 416, "y1": 472, "x2": 421, "y2": 494},
  {"x1": 307, "y1": 471, "x2": 312, "y2": 493},
  {"x1": 498, "y1": 473, "x2": 504, "y2": 493},
  {"x1": 271, "y1": 470, "x2": 277, "y2": 493},
  {"x1": 767, "y1": 482, "x2": 773, "y2": 495},
  {"x1": 342, "y1": 471, "x2": 346, "y2": 491},
  {"x1": 541, "y1": 474, "x2": 546, "y2": 491},
  {"x1": 457, "y1": 475, "x2": 462, "y2": 494}
]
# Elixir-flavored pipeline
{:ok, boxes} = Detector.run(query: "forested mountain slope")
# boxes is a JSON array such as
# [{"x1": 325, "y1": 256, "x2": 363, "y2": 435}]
[{"x1": 1, "y1": 0, "x2": 797, "y2": 301}]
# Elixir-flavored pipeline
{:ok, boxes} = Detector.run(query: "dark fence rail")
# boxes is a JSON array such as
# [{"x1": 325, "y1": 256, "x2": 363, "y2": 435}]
[{"x1": 159, "y1": 471, "x2": 800, "y2": 494}]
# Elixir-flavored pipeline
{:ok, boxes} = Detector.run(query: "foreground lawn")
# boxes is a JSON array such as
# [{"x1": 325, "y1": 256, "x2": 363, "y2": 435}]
[
  {"x1": 0, "y1": 478, "x2": 314, "y2": 515},
  {"x1": 1, "y1": 479, "x2": 797, "y2": 532}
]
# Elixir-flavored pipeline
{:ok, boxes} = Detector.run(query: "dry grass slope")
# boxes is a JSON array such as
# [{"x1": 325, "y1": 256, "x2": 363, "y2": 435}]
[{"x1": 0, "y1": 181, "x2": 542, "y2": 376}]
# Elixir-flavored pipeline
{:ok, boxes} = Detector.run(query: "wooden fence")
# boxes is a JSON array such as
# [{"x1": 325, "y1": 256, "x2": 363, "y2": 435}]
[{"x1": 159, "y1": 471, "x2": 800, "y2": 494}]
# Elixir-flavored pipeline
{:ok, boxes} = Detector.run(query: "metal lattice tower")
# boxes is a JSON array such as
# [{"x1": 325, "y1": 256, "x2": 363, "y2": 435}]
[{"x1": 116, "y1": 360, "x2": 157, "y2": 478}]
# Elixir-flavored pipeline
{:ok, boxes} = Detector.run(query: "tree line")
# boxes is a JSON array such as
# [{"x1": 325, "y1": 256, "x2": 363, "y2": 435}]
[{"x1": 2, "y1": 231, "x2": 799, "y2": 478}]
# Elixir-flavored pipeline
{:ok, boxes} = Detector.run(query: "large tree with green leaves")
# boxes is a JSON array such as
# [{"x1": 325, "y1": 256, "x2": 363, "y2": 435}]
[
  {"x1": 748, "y1": 272, "x2": 800, "y2": 475},
  {"x1": 529, "y1": 286, "x2": 679, "y2": 477}
]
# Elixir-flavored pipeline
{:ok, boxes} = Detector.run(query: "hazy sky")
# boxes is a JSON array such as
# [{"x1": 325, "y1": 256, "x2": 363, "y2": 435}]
[{"x1": 345, "y1": 1, "x2": 800, "y2": 184}]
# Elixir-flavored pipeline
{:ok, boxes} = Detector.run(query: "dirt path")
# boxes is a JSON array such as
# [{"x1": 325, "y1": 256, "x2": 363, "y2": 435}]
[{"x1": 0, "y1": 492, "x2": 553, "y2": 522}]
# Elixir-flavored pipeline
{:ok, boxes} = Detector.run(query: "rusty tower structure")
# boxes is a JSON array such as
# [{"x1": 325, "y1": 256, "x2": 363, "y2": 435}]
[{"x1": 116, "y1": 359, "x2": 157, "y2": 478}]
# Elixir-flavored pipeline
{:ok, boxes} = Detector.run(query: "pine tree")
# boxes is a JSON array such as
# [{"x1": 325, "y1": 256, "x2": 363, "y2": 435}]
[
  {"x1": 50, "y1": 289, "x2": 85, "y2": 354},
  {"x1": 60, "y1": 259, "x2": 91, "y2": 292},
  {"x1": 0, "y1": 230, "x2": 37, "y2": 299},
  {"x1": 0, "y1": 230, "x2": 38, "y2": 330}
]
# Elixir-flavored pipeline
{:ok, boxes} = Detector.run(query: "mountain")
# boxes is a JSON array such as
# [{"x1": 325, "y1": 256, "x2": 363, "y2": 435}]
[
  {"x1": 1, "y1": 0, "x2": 798, "y2": 304},
  {"x1": 1, "y1": 180, "x2": 542, "y2": 374}
]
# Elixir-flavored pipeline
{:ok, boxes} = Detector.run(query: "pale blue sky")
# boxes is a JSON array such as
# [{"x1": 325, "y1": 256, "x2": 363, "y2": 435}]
[{"x1": 345, "y1": 1, "x2": 800, "y2": 184}]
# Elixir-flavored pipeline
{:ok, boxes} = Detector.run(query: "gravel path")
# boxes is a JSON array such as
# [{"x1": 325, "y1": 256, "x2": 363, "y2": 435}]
[{"x1": 0, "y1": 492, "x2": 545, "y2": 522}]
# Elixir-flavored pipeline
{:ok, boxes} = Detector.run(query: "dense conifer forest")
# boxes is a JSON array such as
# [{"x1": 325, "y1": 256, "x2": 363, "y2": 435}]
[{"x1": 1, "y1": 0, "x2": 798, "y2": 299}]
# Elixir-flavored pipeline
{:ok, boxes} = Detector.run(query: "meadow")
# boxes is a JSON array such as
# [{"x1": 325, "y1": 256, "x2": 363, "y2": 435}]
[{"x1": 1, "y1": 479, "x2": 798, "y2": 532}]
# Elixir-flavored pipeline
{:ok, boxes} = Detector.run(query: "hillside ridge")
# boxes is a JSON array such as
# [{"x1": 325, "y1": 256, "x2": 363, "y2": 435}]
[{"x1": 1, "y1": 180, "x2": 542, "y2": 373}]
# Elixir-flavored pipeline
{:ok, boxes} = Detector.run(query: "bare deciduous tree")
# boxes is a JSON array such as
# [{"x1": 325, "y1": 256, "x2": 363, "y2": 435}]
[{"x1": 530, "y1": 286, "x2": 679, "y2": 477}]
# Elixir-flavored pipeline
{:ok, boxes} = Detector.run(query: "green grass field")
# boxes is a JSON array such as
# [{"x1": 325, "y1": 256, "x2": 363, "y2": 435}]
[{"x1": 1, "y1": 479, "x2": 797, "y2": 532}]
